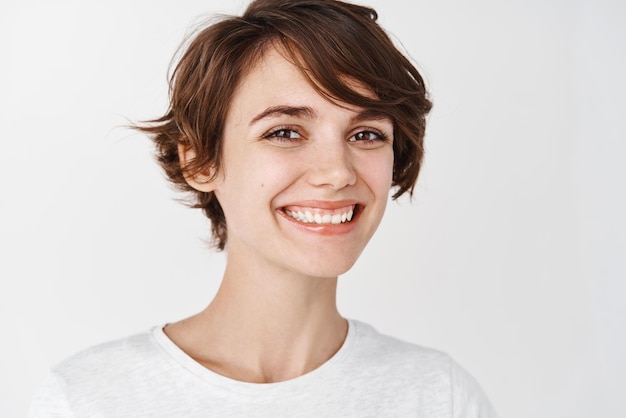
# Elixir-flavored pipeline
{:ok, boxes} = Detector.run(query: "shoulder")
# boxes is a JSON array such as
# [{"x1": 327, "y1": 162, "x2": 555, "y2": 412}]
[
  {"x1": 348, "y1": 319, "x2": 451, "y2": 375},
  {"x1": 52, "y1": 329, "x2": 161, "y2": 386},
  {"x1": 28, "y1": 328, "x2": 167, "y2": 417},
  {"x1": 346, "y1": 320, "x2": 498, "y2": 418}
]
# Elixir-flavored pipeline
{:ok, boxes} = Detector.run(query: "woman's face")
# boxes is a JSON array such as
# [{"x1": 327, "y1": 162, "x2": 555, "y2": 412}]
[{"x1": 207, "y1": 46, "x2": 394, "y2": 278}]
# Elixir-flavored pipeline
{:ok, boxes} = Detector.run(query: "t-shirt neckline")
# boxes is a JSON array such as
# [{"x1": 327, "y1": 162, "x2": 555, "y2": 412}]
[{"x1": 151, "y1": 318, "x2": 359, "y2": 395}]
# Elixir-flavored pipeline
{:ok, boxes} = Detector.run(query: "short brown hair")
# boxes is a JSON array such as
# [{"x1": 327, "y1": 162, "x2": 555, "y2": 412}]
[{"x1": 137, "y1": 0, "x2": 432, "y2": 250}]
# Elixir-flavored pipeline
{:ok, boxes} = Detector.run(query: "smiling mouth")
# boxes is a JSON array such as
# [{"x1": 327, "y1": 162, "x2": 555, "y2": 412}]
[{"x1": 282, "y1": 204, "x2": 357, "y2": 225}]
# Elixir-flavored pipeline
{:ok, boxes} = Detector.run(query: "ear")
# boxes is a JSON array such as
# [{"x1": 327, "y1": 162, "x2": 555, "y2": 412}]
[{"x1": 178, "y1": 143, "x2": 218, "y2": 192}]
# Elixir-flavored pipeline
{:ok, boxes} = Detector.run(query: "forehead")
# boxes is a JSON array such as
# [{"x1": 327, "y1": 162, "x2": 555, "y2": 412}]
[
  {"x1": 239, "y1": 47, "x2": 312, "y2": 97},
  {"x1": 226, "y1": 45, "x2": 378, "y2": 123}
]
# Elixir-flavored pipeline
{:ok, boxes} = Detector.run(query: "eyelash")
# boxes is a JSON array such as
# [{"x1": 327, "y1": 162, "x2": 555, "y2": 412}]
[
  {"x1": 262, "y1": 126, "x2": 389, "y2": 144},
  {"x1": 348, "y1": 130, "x2": 389, "y2": 144},
  {"x1": 263, "y1": 126, "x2": 303, "y2": 142}
]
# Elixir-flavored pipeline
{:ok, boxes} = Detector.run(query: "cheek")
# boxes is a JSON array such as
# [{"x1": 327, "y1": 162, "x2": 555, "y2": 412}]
[
  {"x1": 358, "y1": 149, "x2": 394, "y2": 192},
  {"x1": 219, "y1": 151, "x2": 302, "y2": 206}
]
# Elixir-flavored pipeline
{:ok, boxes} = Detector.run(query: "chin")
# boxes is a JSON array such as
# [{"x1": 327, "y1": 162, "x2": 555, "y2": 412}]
[{"x1": 296, "y1": 252, "x2": 361, "y2": 279}]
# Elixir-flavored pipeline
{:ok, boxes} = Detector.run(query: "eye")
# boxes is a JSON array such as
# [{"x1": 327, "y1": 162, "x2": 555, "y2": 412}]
[
  {"x1": 268, "y1": 128, "x2": 301, "y2": 140},
  {"x1": 348, "y1": 129, "x2": 389, "y2": 148},
  {"x1": 262, "y1": 127, "x2": 305, "y2": 147}
]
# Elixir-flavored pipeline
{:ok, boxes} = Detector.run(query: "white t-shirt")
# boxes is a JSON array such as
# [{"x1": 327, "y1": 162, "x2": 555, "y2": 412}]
[{"x1": 28, "y1": 319, "x2": 498, "y2": 417}]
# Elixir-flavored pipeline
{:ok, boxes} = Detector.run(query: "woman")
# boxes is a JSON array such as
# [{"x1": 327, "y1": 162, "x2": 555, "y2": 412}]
[{"x1": 29, "y1": 0, "x2": 497, "y2": 416}]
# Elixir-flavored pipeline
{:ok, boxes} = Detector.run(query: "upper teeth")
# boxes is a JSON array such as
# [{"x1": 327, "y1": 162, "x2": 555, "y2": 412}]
[{"x1": 284, "y1": 207, "x2": 354, "y2": 224}]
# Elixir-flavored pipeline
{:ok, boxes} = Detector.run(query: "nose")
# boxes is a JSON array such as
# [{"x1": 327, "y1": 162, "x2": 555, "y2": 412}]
[{"x1": 305, "y1": 139, "x2": 357, "y2": 190}]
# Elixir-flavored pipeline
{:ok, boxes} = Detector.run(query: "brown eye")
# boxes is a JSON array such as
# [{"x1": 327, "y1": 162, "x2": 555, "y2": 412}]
[
  {"x1": 348, "y1": 130, "x2": 388, "y2": 144},
  {"x1": 271, "y1": 129, "x2": 301, "y2": 140},
  {"x1": 262, "y1": 126, "x2": 305, "y2": 148},
  {"x1": 350, "y1": 131, "x2": 378, "y2": 142},
  {"x1": 264, "y1": 128, "x2": 302, "y2": 141}
]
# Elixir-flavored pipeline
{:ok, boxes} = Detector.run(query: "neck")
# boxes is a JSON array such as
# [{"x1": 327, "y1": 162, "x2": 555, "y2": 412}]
[{"x1": 164, "y1": 247, "x2": 348, "y2": 383}]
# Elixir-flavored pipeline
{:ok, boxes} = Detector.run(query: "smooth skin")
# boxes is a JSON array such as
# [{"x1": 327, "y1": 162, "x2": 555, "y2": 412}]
[{"x1": 164, "y1": 46, "x2": 395, "y2": 384}]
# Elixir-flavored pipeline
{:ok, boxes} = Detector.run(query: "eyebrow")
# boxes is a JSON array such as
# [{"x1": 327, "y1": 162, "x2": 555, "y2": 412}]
[
  {"x1": 248, "y1": 105, "x2": 392, "y2": 126},
  {"x1": 249, "y1": 106, "x2": 316, "y2": 126},
  {"x1": 349, "y1": 109, "x2": 391, "y2": 124}
]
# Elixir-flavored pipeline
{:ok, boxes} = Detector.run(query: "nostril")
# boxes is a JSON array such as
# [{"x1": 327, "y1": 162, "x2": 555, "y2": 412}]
[{"x1": 306, "y1": 155, "x2": 357, "y2": 189}]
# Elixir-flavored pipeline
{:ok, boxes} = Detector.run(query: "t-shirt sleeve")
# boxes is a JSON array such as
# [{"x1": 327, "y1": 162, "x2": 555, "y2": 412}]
[
  {"x1": 27, "y1": 372, "x2": 76, "y2": 418},
  {"x1": 450, "y1": 358, "x2": 499, "y2": 418}
]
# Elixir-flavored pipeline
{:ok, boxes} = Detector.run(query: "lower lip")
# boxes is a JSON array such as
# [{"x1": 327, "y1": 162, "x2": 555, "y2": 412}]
[{"x1": 277, "y1": 207, "x2": 361, "y2": 236}]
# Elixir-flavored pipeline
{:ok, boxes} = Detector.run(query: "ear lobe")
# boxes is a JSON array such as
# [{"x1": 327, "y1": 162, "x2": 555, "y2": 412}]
[{"x1": 178, "y1": 143, "x2": 218, "y2": 192}]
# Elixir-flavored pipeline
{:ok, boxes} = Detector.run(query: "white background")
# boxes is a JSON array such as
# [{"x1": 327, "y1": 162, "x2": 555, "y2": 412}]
[{"x1": 1, "y1": 0, "x2": 624, "y2": 417}]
